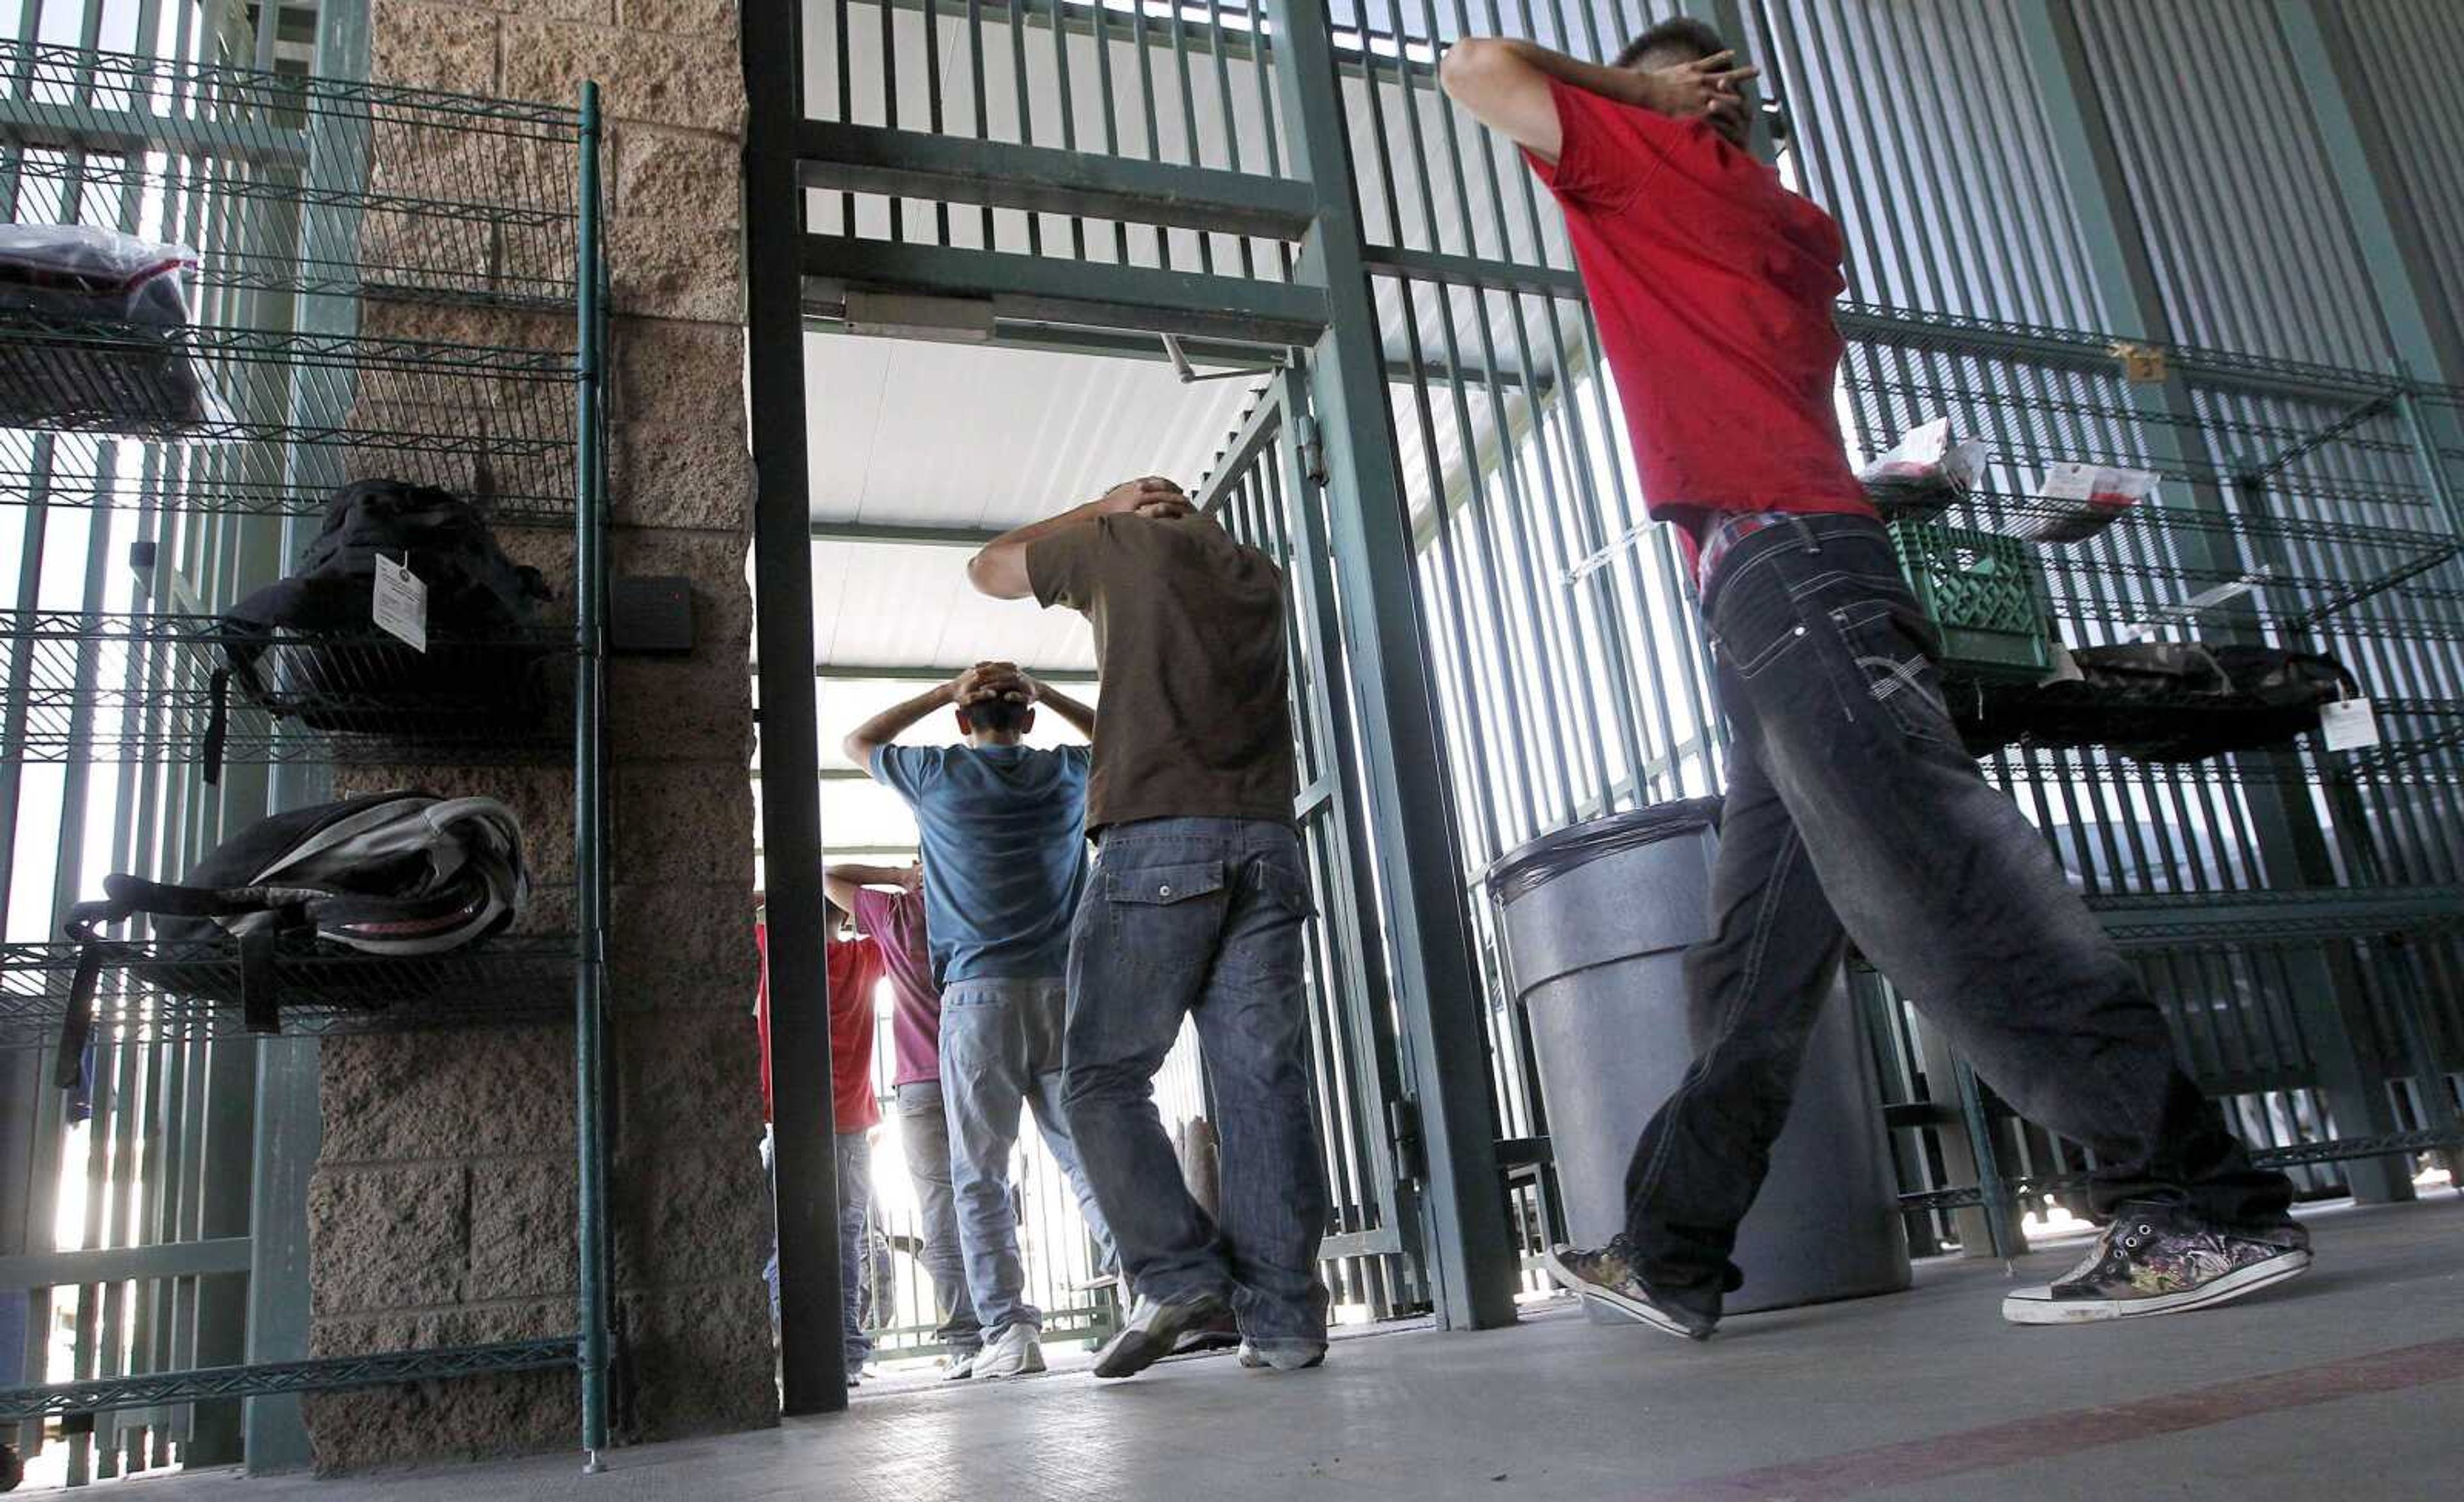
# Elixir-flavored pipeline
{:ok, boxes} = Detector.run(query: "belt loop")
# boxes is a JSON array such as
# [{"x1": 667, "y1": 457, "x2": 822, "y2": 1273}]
[{"x1": 1791, "y1": 515, "x2": 1822, "y2": 555}]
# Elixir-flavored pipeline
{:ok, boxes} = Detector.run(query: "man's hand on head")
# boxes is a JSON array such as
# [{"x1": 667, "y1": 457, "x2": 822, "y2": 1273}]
[
  {"x1": 1133, "y1": 494, "x2": 1197, "y2": 522},
  {"x1": 951, "y1": 660, "x2": 1033, "y2": 710},
  {"x1": 899, "y1": 863, "x2": 924, "y2": 895},
  {"x1": 1629, "y1": 49, "x2": 1758, "y2": 134},
  {"x1": 1097, "y1": 476, "x2": 1186, "y2": 515}
]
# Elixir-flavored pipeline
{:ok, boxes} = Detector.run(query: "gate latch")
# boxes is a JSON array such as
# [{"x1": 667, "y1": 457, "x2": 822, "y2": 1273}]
[
  {"x1": 1388, "y1": 1096, "x2": 1426, "y2": 1183},
  {"x1": 1296, "y1": 414, "x2": 1329, "y2": 488}
]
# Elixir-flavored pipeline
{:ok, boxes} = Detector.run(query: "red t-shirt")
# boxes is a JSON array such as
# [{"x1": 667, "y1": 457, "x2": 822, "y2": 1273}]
[
  {"x1": 1528, "y1": 80, "x2": 1872, "y2": 540},
  {"x1": 754, "y1": 920, "x2": 883, "y2": 1134}
]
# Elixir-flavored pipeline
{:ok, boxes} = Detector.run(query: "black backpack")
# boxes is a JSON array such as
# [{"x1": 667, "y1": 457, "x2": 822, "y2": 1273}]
[
  {"x1": 56, "y1": 791, "x2": 529, "y2": 1073},
  {"x1": 205, "y1": 479, "x2": 554, "y2": 775}
]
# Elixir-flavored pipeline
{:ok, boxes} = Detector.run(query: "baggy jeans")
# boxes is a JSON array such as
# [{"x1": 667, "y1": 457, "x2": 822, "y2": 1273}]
[
  {"x1": 940, "y1": 975, "x2": 1117, "y2": 1335},
  {"x1": 1061, "y1": 817, "x2": 1332, "y2": 1351},
  {"x1": 1626, "y1": 512, "x2": 2293, "y2": 1318}
]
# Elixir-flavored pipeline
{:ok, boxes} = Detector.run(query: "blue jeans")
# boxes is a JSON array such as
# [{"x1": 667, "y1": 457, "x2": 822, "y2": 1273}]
[
  {"x1": 895, "y1": 1079, "x2": 982, "y2": 1355},
  {"x1": 939, "y1": 976, "x2": 1116, "y2": 1336},
  {"x1": 1062, "y1": 817, "x2": 1331, "y2": 1351},
  {"x1": 762, "y1": 1130, "x2": 874, "y2": 1370},
  {"x1": 1626, "y1": 512, "x2": 2291, "y2": 1318},
  {"x1": 835, "y1": 1132, "x2": 874, "y2": 1370}
]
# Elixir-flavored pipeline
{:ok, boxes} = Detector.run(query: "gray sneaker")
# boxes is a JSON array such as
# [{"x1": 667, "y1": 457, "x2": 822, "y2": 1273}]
[
  {"x1": 1543, "y1": 1238, "x2": 1716, "y2": 1341},
  {"x1": 1236, "y1": 1339, "x2": 1327, "y2": 1372},
  {"x1": 2003, "y1": 1205, "x2": 2311, "y2": 1325},
  {"x1": 1092, "y1": 1291, "x2": 1230, "y2": 1380}
]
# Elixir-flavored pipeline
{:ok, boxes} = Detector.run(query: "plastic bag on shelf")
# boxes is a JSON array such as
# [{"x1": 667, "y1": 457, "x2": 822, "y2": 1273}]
[
  {"x1": 2021, "y1": 462, "x2": 2155, "y2": 544},
  {"x1": 0, "y1": 223, "x2": 223, "y2": 434},
  {"x1": 1857, "y1": 417, "x2": 1987, "y2": 522}
]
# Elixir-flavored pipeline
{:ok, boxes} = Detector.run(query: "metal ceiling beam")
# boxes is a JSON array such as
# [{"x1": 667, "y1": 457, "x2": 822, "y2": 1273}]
[
  {"x1": 800, "y1": 122, "x2": 1315, "y2": 241},
  {"x1": 803, "y1": 235, "x2": 1330, "y2": 349},
  {"x1": 808, "y1": 521, "x2": 1003, "y2": 549},
  {"x1": 813, "y1": 663, "x2": 1099, "y2": 684}
]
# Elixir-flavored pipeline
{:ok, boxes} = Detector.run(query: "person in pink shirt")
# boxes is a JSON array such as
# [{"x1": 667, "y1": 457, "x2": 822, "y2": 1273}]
[{"x1": 826, "y1": 861, "x2": 983, "y2": 1377}]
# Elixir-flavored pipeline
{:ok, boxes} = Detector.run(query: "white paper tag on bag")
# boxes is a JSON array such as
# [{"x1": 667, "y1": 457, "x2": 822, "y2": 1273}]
[
  {"x1": 2320, "y1": 698, "x2": 2379, "y2": 752},
  {"x1": 373, "y1": 552, "x2": 429, "y2": 653}
]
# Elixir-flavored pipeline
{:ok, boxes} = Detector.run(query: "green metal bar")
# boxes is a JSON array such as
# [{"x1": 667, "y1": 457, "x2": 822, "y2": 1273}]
[
  {"x1": 572, "y1": 78, "x2": 610, "y2": 1474},
  {"x1": 0, "y1": 1339, "x2": 581, "y2": 1422},
  {"x1": 804, "y1": 231, "x2": 1329, "y2": 344},
  {"x1": 1266, "y1": 0, "x2": 1518, "y2": 1330},
  {"x1": 1, "y1": 1238, "x2": 254, "y2": 1291},
  {"x1": 748, "y1": 0, "x2": 853, "y2": 1418},
  {"x1": 808, "y1": 520, "x2": 1007, "y2": 548}
]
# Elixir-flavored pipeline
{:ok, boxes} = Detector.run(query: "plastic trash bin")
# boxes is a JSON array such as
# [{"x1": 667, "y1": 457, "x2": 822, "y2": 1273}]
[{"x1": 1488, "y1": 798, "x2": 1910, "y2": 1315}]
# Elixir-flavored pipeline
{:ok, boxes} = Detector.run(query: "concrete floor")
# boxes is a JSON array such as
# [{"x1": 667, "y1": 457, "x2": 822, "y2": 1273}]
[{"x1": 137, "y1": 1196, "x2": 2461, "y2": 1501}]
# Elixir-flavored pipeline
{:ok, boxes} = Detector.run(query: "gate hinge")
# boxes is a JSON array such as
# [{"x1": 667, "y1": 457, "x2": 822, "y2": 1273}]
[
  {"x1": 1387, "y1": 1096, "x2": 1426, "y2": 1184},
  {"x1": 1296, "y1": 414, "x2": 1328, "y2": 487}
]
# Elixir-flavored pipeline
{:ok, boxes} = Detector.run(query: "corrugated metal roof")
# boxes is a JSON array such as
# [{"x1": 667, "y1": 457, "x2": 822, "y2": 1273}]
[{"x1": 804, "y1": 331, "x2": 1270, "y2": 675}]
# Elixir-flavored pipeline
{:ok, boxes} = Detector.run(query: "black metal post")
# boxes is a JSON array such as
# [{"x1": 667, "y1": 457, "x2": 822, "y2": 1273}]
[{"x1": 742, "y1": 0, "x2": 849, "y2": 1413}]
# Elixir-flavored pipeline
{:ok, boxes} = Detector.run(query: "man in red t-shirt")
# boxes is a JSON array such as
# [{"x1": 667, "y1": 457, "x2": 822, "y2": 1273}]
[
  {"x1": 1441, "y1": 19, "x2": 2301, "y2": 1338},
  {"x1": 755, "y1": 895, "x2": 883, "y2": 1383},
  {"x1": 828, "y1": 861, "x2": 983, "y2": 1377}
]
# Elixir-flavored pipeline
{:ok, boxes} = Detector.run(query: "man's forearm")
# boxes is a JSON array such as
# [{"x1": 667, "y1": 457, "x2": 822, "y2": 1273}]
[
  {"x1": 1478, "y1": 39, "x2": 1649, "y2": 109},
  {"x1": 1034, "y1": 681, "x2": 1097, "y2": 740},
  {"x1": 968, "y1": 499, "x2": 1108, "y2": 600},
  {"x1": 844, "y1": 683, "x2": 953, "y2": 769},
  {"x1": 826, "y1": 862, "x2": 911, "y2": 888}
]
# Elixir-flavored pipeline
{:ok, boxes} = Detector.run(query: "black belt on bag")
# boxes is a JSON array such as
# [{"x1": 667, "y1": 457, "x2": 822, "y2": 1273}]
[{"x1": 55, "y1": 880, "x2": 300, "y2": 1083}]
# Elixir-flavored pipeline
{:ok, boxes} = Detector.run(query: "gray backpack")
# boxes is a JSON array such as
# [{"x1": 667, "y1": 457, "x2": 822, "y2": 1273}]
[{"x1": 57, "y1": 791, "x2": 527, "y2": 1070}]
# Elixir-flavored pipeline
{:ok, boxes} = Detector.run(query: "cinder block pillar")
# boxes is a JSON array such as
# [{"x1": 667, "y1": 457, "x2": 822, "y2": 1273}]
[{"x1": 302, "y1": 0, "x2": 771, "y2": 1469}]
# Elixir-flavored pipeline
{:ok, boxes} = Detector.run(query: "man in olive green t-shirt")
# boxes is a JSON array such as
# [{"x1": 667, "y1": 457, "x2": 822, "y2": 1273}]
[{"x1": 970, "y1": 476, "x2": 1332, "y2": 1381}]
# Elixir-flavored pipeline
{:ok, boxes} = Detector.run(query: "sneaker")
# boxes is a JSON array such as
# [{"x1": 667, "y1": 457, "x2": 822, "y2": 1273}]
[
  {"x1": 1092, "y1": 1291, "x2": 1231, "y2": 1381},
  {"x1": 1236, "y1": 1339, "x2": 1328, "y2": 1372},
  {"x1": 1171, "y1": 1307, "x2": 1244, "y2": 1357},
  {"x1": 1543, "y1": 1238, "x2": 1717, "y2": 1342},
  {"x1": 971, "y1": 1322, "x2": 1047, "y2": 1379},
  {"x1": 941, "y1": 1350, "x2": 979, "y2": 1382},
  {"x1": 2003, "y1": 1205, "x2": 2312, "y2": 1325}
]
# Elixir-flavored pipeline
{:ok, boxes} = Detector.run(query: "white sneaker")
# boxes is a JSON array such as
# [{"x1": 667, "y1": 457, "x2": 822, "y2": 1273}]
[
  {"x1": 971, "y1": 1323, "x2": 1046, "y2": 1379},
  {"x1": 941, "y1": 1350, "x2": 978, "y2": 1381}
]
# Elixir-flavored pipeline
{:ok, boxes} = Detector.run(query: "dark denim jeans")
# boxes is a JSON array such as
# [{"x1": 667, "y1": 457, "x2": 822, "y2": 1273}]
[
  {"x1": 1626, "y1": 513, "x2": 2293, "y2": 1319},
  {"x1": 895, "y1": 1079, "x2": 982, "y2": 1356},
  {"x1": 1062, "y1": 816, "x2": 1332, "y2": 1351}
]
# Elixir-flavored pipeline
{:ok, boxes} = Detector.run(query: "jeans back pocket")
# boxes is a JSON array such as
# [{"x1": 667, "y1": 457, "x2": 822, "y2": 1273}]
[{"x1": 1103, "y1": 858, "x2": 1231, "y2": 977}]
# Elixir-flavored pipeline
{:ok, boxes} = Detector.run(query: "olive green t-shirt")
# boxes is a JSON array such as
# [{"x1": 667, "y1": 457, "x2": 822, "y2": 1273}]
[{"x1": 1026, "y1": 514, "x2": 1297, "y2": 833}]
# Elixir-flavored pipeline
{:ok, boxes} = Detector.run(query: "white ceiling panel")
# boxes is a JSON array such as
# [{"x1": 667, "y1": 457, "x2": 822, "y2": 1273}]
[{"x1": 803, "y1": 332, "x2": 1269, "y2": 531}]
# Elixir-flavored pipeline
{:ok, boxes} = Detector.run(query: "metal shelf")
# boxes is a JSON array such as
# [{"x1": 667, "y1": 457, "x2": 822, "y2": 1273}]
[
  {"x1": 0, "y1": 1338, "x2": 579, "y2": 1422},
  {"x1": 0, "y1": 315, "x2": 579, "y2": 528},
  {"x1": 0, "y1": 935, "x2": 577, "y2": 1048},
  {"x1": 0, "y1": 610, "x2": 572, "y2": 766},
  {"x1": 2085, "y1": 885, "x2": 2464, "y2": 947},
  {"x1": 0, "y1": 40, "x2": 584, "y2": 312}
]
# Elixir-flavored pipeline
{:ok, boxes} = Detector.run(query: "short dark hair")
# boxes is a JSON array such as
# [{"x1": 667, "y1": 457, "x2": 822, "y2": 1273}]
[
  {"x1": 1615, "y1": 17, "x2": 1725, "y2": 69},
  {"x1": 964, "y1": 695, "x2": 1031, "y2": 736}
]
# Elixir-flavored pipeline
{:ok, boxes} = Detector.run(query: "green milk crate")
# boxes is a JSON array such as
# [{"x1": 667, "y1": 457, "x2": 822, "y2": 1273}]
[{"x1": 1887, "y1": 521, "x2": 2058, "y2": 684}]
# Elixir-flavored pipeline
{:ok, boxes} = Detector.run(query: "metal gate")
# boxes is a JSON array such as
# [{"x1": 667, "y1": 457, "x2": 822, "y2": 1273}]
[{"x1": 1201, "y1": 367, "x2": 1426, "y2": 1318}]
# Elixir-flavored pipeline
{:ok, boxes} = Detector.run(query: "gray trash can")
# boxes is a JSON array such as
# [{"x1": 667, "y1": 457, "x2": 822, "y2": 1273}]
[{"x1": 1488, "y1": 798, "x2": 1910, "y2": 1315}]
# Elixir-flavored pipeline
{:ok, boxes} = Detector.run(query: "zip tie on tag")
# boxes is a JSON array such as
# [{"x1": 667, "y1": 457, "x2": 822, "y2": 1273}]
[{"x1": 1563, "y1": 520, "x2": 1658, "y2": 585}]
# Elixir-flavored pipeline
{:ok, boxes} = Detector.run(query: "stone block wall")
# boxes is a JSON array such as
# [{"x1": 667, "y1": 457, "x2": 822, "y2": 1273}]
[{"x1": 300, "y1": 0, "x2": 772, "y2": 1469}]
